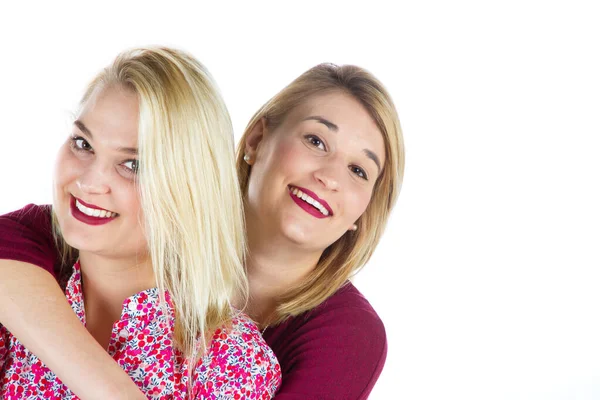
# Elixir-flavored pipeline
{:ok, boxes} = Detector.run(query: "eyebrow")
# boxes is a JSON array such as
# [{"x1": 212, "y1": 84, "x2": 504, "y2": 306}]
[
  {"x1": 74, "y1": 119, "x2": 138, "y2": 155},
  {"x1": 74, "y1": 120, "x2": 92, "y2": 137},
  {"x1": 303, "y1": 116, "x2": 339, "y2": 132},
  {"x1": 364, "y1": 149, "x2": 382, "y2": 175}
]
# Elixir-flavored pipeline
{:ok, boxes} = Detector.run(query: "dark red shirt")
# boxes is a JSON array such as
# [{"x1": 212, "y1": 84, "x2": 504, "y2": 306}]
[{"x1": 0, "y1": 204, "x2": 387, "y2": 399}]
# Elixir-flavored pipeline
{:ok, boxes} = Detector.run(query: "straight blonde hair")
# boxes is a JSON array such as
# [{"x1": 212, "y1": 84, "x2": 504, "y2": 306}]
[
  {"x1": 236, "y1": 63, "x2": 404, "y2": 325},
  {"x1": 53, "y1": 47, "x2": 247, "y2": 358}
]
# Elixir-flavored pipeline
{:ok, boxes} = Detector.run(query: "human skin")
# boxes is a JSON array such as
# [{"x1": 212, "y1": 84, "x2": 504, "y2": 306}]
[
  {"x1": 0, "y1": 85, "x2": 154, "y2": 399},
  {"x1": 0, "y1": 90, "x2": 387, "y2": 398},
  {"x1": 243, "y1": 91, "x2": 385, "y2": 323},
  {"x1": 0, "y1": 260, "x2": 146, "y2": 400},
  {"x1": 54, "y1": 86, "x2": 155, "y2": 350}
]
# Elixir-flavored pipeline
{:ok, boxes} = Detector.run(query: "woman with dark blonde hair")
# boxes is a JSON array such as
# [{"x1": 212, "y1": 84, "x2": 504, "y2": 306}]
[{"x1": 0, "y1": 62, "x2": 403, "y2": 399}]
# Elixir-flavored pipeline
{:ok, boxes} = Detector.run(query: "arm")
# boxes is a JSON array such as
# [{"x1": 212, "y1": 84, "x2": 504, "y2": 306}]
[
  {"x1": 0, "y1": 205, "x2": 145, "y2": 399},
  {"x1": 268, "y1": 304, "x2": 387, "y2": 399},
  {"x1": 0, "y1": 261, "x2": 146, "y2": 399}
]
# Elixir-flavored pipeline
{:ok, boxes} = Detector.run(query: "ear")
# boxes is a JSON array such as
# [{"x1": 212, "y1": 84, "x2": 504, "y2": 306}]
[{"x1": 245, "y1": 117, "x2": 268, "y2": 160}]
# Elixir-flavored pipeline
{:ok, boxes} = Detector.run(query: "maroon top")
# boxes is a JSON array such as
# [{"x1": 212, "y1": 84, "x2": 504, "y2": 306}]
[{"x1": 0, "y1": 204, "x2": 387, "y2": 399}]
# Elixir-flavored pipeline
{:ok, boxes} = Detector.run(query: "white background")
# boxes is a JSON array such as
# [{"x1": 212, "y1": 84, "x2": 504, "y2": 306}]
[{"x1": 1, "y1": 1, "x2": 599, "y2": 399}]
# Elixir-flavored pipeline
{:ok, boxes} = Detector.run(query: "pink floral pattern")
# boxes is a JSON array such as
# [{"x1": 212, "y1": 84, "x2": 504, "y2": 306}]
[{"x1": 0, "y1": 262, "x2": 281, "y2": 399}]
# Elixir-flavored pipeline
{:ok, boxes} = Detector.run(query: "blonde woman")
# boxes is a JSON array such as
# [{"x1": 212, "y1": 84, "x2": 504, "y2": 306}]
[
  {"x1": 0, "y1": 63, "x2": 402, "y2": 399},
  {"x1": 0, "y1": 47, "x2": 280, "y2": 399}
]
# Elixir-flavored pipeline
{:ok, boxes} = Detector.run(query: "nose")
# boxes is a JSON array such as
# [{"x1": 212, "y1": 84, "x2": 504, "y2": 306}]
[
  {"x1": 76, "y1": 163, "x2": 111, "y2": 195},
  {"x1": 313, "y1": 165, "x2": 341, "y2": 191}
]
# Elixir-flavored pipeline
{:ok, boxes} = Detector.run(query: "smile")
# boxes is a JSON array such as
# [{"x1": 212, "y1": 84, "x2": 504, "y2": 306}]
[
  {"x1": 75, "y1": 199, "x2": 117, "y2": 218},
  {"x1": 70, "y1": 196, "x2": 119, "y2": 226},
  {"x1": 288, "y1": 186, "x2": 333, "y2": 218}
]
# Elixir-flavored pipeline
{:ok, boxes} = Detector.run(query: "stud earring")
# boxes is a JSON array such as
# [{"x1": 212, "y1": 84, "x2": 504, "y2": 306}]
[
  {"x1": 350, "y1": 224, "x2": 358, "y2": 231},
  {"x1": 244, "y1": 154, "x2": 251, "y2": 163}
]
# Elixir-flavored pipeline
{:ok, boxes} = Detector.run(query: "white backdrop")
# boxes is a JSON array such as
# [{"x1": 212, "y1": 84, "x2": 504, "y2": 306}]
[{"x1": 1, "y1": 1, "x2": 599, "y2": 399}]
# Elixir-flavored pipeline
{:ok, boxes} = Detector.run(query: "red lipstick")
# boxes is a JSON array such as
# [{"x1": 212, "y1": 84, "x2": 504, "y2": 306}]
[
  {"x1": 288, "y1": 186, "x2": 333, "y2": 219},
  {"x1": 70, "y1": 196, "x2": 117, "y2": 226}
]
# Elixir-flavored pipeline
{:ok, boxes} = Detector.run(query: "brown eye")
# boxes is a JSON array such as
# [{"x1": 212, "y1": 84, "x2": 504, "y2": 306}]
[
  {"x1": 71, "y1": 136, "x2": 92, "y2": 151},
  {"x1": 304, "y1": 134, "x2": 326, "y2": 151},
  {"x1": 350, "y1": 165, "x2": 368, "y2": 180}
]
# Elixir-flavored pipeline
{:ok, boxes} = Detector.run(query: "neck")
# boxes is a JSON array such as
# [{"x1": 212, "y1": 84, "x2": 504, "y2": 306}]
[
  {"x1": 78, "y1": 251, "x2": 155, "y2": 348},
  {"x1": 244, "y1": 224, "x2": 323, "y2": 325}
]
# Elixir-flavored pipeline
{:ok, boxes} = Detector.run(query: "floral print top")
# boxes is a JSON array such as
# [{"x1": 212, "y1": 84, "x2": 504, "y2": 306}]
[{"x1": 0, "y1": 262, "x2": 281, "y2": 399}]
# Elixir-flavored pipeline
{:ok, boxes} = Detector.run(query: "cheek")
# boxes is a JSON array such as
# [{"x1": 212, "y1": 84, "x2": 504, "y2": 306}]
[
  {"x1": 54, "y1": 145, "x2": 83, "y2": 189},
  {"x1": 126, "y1": 189, "x2": 146, "y2": 248},
  {"x1": 346, "y1": 188, "x2": 372, "y2": 221},
  {"x1": 115, "y1": 180, "x2": 142, "y2": 218},
  {"x1": 250, "y1": 138, "x2": 303, "y2": 192},
  {"x1": 269, "y1": 138, "x2": 314, "y2": 178},
  {"x1": 112, "y1": 180, "x2": 146, "y2": 246}
]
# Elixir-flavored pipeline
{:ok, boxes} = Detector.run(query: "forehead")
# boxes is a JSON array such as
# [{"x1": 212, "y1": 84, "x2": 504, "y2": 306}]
[
  {"x1": 77, "y1": 85, "x2": 139, "y2": 145},
  {"x1": 289, "y1": 91, "x2": 386, "y2": 164}
]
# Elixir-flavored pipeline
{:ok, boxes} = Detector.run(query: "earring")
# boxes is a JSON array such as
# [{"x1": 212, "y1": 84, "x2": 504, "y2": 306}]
[
  {"x1": 350, "y1": 224, "x2": 358, "y2": 231},
  {"x1": 244, "y1": 154, "x2": 251, "y2": 163}
]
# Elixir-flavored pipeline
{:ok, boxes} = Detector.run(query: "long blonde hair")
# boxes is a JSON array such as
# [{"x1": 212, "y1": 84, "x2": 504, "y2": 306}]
[
  {"x1": 237, "y1": 63, "x2": 404, "y2": 324},
  {"x1": 54, "y1": 47, "x2": 247, "y2": 358}
]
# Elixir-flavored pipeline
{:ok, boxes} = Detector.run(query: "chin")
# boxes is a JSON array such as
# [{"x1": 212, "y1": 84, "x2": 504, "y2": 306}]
[
  {"x1": 60, "y1": 228, "x2": 102, "y2": 254},
  {"x1": 282, "y1": 226, "x2": 309, "y2": 245},
  {"x1": 58, "y1": 215, "x2": 108, "y2": 251},
  {"x1": 279, "y1": 215, "x2": 316, "y2": 247}
]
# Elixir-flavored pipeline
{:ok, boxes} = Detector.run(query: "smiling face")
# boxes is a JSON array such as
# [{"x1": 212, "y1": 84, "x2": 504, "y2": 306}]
[
  {"x1": 53, "y1": 85, "x2": 147, "y2": 260},
  {"x1": 245, "y1": 90, "x2": 386, "y2": 252}
]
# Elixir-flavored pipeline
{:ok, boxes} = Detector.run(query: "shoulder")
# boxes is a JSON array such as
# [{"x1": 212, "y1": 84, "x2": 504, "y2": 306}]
[
  {"x1": 316, "y1": 281, "x2": 384, "y2": 316},
  {"x1": 0, "y1": 203, "x2": 53, "y2": 227},
  {"x1": 264, "y1": 282, "x2": 387, "y2": 399},
  {"x1": 319, "y1": 282, "x2": 388, "y2": 353},
  {"x1": 213, "y1": 313, "x2": 278, "y2": 362},
  {"x1": 0, "y1": 204, "x2": 57, "y2": 276},
  {"x1": 195, "y1": 312, "x2": 281, "y2": 399},
  {"x1": 271, "y1": 282, "x2": 386, "y2": 343},
  {"x1": 309, "y1": 282, "x2": 386, "y2": 342}
]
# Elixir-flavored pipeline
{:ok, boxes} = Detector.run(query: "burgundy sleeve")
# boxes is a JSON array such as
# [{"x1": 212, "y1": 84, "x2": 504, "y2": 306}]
[
  {"x1": 0, "y1": 204, "x2": 58, "y2": 277},
  {"x1": 272, "y1": 306, "x2": 387, "y2": 400}
]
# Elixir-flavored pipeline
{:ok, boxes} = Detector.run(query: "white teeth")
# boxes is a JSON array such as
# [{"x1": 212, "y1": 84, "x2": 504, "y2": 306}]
[
  {"x1": 290, "y1": 187, "x2": 330, "y2": 217},
  {"x1": 75, "y1": 199, "x2": 116, "y2": 219}
]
